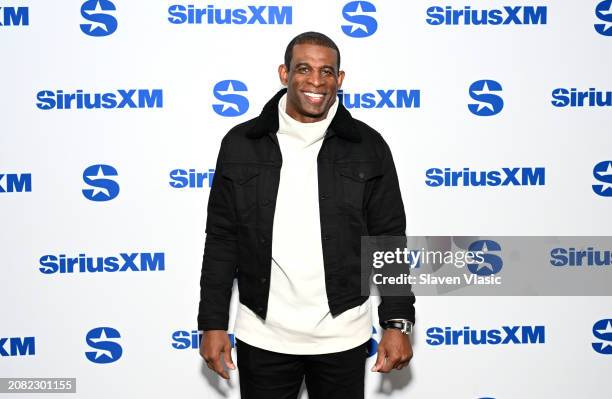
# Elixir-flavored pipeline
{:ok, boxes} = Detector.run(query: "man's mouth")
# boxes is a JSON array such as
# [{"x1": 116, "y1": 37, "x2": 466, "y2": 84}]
[{"x1": 302, "y1": 91, "x2": 325, "y2": 104}]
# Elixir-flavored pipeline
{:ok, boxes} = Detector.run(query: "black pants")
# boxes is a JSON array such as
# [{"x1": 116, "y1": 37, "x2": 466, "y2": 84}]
[{"x1": 235, "y1": 338, "x2": 368, "y2": 399}]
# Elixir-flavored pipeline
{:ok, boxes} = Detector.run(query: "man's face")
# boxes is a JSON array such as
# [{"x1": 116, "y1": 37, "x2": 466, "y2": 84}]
[{"x1": 278, "y1": 43, "x2": 345, "y2": 123}]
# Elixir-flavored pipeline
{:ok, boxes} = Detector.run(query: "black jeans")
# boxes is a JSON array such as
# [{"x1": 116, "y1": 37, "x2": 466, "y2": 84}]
[{"x1": 235, "y1": 338, "x2": 369, "y2": 399}]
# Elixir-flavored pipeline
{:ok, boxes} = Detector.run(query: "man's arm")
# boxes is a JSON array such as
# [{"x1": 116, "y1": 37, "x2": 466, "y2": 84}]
[
  {"x1": 366, "y1": 136, "x2": 415, "y2": 372},
  {"x1": 366, "y1": 136, "x2": 416, "y2": 323},
  {"x1": 198, "y1": 137, "x2": 237, "y2": 379}
]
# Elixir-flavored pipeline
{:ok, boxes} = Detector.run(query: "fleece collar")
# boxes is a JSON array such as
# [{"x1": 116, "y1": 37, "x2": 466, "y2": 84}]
[{"x1": 246, "y1": 88, "x2": 361, "y2": 142}]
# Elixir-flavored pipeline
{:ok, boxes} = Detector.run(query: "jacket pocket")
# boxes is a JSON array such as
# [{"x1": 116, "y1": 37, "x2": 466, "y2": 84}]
[
  {"x1": 221, "y1": 164, "x2": 260, "y2": 218},
  {"x1": 337, "y1": 161, "x2": 383, "y2": 211}
]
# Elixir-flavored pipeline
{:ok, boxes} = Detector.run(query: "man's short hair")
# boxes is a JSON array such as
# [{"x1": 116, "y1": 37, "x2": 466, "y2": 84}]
[{"x1": 284, "y1": 31, "x2": 341, "y2": 71}]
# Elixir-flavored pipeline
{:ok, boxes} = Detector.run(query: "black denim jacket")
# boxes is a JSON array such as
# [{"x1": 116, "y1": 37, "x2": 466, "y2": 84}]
[{"x1": 198, "y1": 88, "x2": 415, "y2": 331}]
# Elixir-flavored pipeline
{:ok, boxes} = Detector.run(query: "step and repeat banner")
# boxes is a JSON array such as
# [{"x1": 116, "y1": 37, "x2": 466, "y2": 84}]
[{"x1": 1, "y1": 0, "x2": 611, "y2": 398}]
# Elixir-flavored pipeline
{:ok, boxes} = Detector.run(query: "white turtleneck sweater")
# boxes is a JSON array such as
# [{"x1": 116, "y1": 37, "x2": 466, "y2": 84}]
[{"x1": 233, "y1": 93, "x2": 372, "y2": 354}]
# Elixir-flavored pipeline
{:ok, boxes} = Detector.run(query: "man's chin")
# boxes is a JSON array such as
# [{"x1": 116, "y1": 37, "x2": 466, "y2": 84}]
[{"x1": 299, "y1": 104, "x2": 328, "y2": 119}]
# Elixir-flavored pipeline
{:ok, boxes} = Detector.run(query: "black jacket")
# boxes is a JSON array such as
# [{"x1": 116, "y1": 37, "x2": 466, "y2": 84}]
[{"x1": 198, "y1": 88, "x2": 415, "y2": 331}]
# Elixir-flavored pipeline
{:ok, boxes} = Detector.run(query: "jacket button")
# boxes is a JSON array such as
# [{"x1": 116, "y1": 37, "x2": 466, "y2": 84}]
[
  {"x1": 260, "y1": 237, "x2": 266, "y2": 244},
  {"x1": 320, "y1": 194, "x2": 328, "y2": 200},
  {"x1": 256, "y1": 306, "x2": 263, "y2": 312},
  {"x1": 260, "y1": 277, "x2": 267, "y2": 284},
  {"x1": 358, "y1": 172, "x2": 365, "y2": 179},
  {"x1": 323, "y1": 235, "x2": 330, "y2": 241},
  {"x1": 262, "y1": 198, "x2": 271, "y2": 206}
]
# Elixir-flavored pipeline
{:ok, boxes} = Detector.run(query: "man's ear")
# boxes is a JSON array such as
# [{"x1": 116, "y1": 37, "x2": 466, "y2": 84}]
[
  {"x1": 337, "y1": 70, "x2": 345, "y2": 88},
  {"x1": 278, "y1": 64, "x2": 289, "y2": 86}
]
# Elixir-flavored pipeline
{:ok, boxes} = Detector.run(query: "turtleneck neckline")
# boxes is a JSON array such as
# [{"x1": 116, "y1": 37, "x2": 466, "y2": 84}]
[{"x1": 277, "y1": 93, "x2": 339, "y2": 148}]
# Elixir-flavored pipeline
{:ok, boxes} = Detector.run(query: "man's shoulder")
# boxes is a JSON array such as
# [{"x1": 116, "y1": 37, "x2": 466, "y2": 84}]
[
  {"x1": 352, "y1": 117, "x2": 383, "y2": 140},
  {"x1": 221, "y1": 116, "x2": 259, "y2": 143},
  {"x1": 350, "y1": 116, "x2": 390, "y2": 155}
]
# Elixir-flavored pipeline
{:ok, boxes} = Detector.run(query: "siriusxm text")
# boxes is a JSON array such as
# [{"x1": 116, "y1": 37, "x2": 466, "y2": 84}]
[
  {"x1": 169, "y1": 169, "x2": 215, "y2": 188},
  {"x1": 36, "y1": 89, "x2": 163, "y2": 110},
  {"x1": 426, "y1": 325, "x2": 545, "y2": 345},
  {"x1": 337, "y1": 89, "x2": 420, "y2": 109},
  {"x1": 172, "y1": 330, "x2": 235, "y2": 349},
  {"x1": 426, "y1": 5, "x2": 547, "y2": 25},
  {"x1": 39, "y1": 252, "x2": 165, "y2": 274},
  {"x1": 551, "y1": 88, "x2": 612, "y2": 108},
  {"x1": 550, "y1": 247, "x2": 611, "y2": 267},
  {"x1": 426, "y1": 167, "x2": 545, "y2": 187},
  {"x1": 0, "y1": 173, "x2": 31, "y2": 193},
  {"x1": 168, "y1": 5, "x2": 292, "y2": 25},
  {"x1": 0, "y1": 337, "x2": 35, "y2": 357},
  {"x1": 0, "y1": 6, "x2": 28, "y2": 26}
]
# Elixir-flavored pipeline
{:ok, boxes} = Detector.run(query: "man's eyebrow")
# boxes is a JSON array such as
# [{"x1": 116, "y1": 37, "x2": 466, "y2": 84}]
[{"x1": 293, "y1": 62, "x2": 336, "y2": 71}]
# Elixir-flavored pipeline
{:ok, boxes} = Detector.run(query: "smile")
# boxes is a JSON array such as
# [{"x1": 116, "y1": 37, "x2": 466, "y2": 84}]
[{"x1": 303, "y1": 91, "x2": 325, "y2": 104}]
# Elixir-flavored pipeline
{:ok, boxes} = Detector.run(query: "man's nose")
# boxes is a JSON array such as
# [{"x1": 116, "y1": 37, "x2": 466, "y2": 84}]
[{"x1": 307, "y1": 71, "x2": 323, "y2": 87}]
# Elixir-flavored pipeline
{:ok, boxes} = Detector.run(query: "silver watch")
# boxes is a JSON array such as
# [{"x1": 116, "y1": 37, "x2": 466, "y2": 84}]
[{"x1": 383, "y1": 319, "x2": 413, "y2": 335}]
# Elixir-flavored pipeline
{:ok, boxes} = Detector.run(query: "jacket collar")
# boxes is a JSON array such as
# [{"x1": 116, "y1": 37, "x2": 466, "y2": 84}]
[{"x1": 247, "y1": 88, "x2": 361, "y2": 142}]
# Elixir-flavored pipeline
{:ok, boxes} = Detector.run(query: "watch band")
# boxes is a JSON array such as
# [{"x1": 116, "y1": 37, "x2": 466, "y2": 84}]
[{"x1": 381, "y1": 319, "x2": 413, "y2": 335}]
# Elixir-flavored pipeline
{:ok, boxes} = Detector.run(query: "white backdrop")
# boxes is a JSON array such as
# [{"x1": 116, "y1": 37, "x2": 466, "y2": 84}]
[{"x1": 1, "y1": 0, "x2": 611, "y2": 398}]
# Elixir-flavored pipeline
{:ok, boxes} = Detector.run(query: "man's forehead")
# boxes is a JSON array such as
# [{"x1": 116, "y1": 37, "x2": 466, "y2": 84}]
[{"x1": 291, "y1": 43, "x2": 338, "y2": 67}]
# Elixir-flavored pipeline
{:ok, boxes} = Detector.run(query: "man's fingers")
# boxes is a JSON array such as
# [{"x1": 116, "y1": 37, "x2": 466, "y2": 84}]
[
  {"x1": 393, "y1": 352, "x2": 413, "y2": 370},
  {"x1": 211, "y1": 356, "x2": 230, "y2": 380},
  {"x1": 223, "y1": 344, "x2": 236, "y2": 370},
  {"x1": 380, "y1": 354, "x2": 399, "y2": 373},
  {"x1": 371, "y1": 347, "x2": 386, "y2": 372},
  {"x1": 394, "y1": 359, "x2": 407, "y2": 370},
  {"x1": 200, "y1": 331, "x2": 234, "y2": 379},
  {"x1": 204, "y1": 353, "x2": 230, "y2": 379}
]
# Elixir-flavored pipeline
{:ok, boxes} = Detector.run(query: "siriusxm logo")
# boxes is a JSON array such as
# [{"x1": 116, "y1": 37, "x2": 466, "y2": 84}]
[
  {"x1": 39, "y1": 252, "x2": 165, "y2": 274},
  {"x1": 551, "y1": 88, "x2": 611, "y2": 107},
  {"x1": 0, "y1": 336, "x2": 35, "y2": 357},
  {"x1": 467, "y1": 240, "x2": 503, "y2": 276},
  {"x1": 425, "y1": 167, "x2": 545, "y2": 187},
  {"x1": 0, "y1": 173, "x2": 31, "y2": 193},
  {"x1": 172, "y1": 330, "x2": 235, "y2": 349},
  {"x1": 0, "y1": 6, "x2": 28, "y2": 26},
  {"x1": 595, "y1": 0, "x2": 612, "y2": 36},
  {"x1": 426, "y1": 5, "x2": 547, "y2": 26},
  {"x1": 36, "y1": 89, "x2": 163, "y2": 110},
  {"x1": 85, "y1": 327, "x2": 122, "y2": 364},
  {"x1": 593, "y1": 161, "x2": 612, "y2": 197},
  {"x1": 550, "y1": 247, "x2": 611, "y2": 267},
  {"x1": 213, "y1": 80, "x2": 249, "y2": 117},
  {"x1": 337, "y1": 89, "x2": 420, "y2": 109},
  {"x1": 592, "y1": 319, "x2": 612, "y2": 355},
  {"x1": 170, "y1": 168, "x2": 215, "y2": 189},
  {"x1": 80, "y1": 0, "x2": 117, "y2": 37},
  {"x1": 341, "y1": 1, "x2": 377, "y2": 38},
  {"x1": 468, "y1": 80, "x2": 503, "y2": 116},
  {"x1": 82, "y1": 164, "x2": 119, "y2": 202},
  {"x1": 426, "y1": 325, "x2": 545, "y2": 346},
  {"x1": 168, "y1": 4, "x2": 291, "y2": 25}
]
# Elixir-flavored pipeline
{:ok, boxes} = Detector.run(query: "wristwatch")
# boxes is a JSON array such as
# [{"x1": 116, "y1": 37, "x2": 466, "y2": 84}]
[{"x1": 381, "y1": 319, "x2": 413, "y2": 335}]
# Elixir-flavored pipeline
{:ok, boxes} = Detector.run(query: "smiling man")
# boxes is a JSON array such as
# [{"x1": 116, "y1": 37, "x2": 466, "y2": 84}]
[{"x1": 198, "y1": 31, "x2": 415, "y2": 399}]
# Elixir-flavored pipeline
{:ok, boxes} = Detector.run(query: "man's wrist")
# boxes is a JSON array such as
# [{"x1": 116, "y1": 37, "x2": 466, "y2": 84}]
[{"x1": 381, "y1": 319, "x2": 413, "y2": 335}]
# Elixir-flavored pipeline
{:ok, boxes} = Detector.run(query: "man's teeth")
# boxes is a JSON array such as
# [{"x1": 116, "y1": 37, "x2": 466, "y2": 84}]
[{"x1": 304, "y1": 92, "x2": 324, "y2": 98}]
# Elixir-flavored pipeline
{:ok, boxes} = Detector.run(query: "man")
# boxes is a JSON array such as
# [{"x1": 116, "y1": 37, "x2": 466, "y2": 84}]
[{"x1": 198, "y1": 31, "x2": 415, "y2": 398}]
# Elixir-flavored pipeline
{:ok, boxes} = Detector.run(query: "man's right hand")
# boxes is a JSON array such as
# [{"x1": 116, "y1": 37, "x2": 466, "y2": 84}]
[{"x1": 200, "y1": 330, "x2": 236, "y2": 380}]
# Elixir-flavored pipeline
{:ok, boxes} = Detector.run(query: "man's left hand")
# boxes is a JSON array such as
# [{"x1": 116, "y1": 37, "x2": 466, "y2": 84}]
[{"x1": 371, "y1": 329, "x2": 413, "y2": 373}]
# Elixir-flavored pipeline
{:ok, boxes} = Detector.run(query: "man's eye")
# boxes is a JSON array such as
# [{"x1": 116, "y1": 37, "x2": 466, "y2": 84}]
[{"x1": 298, "y1": 67, "x2": 308, "y2": 73}]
